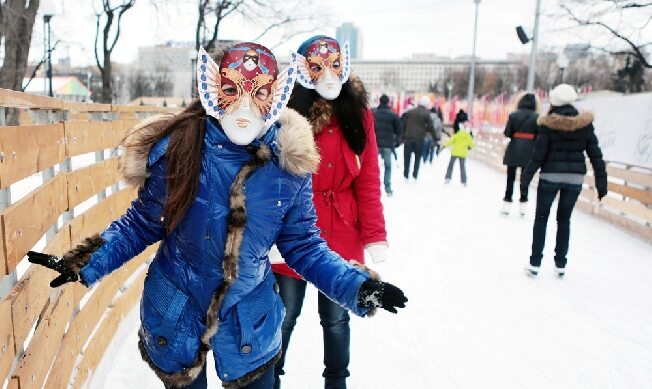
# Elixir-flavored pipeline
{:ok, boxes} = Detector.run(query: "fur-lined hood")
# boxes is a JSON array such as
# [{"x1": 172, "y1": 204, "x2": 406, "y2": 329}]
[
  {"x1": 309, "y1": 74, "x2": 367, "y2": 134},
  {"x1": 119, "y1": 108, "x2": 319, "y2": 189},
  {"x1": 537, "y1": 111, "x2": 594, "y2": 132}
]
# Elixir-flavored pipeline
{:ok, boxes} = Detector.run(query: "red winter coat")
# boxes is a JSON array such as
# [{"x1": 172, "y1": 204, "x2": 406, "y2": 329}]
[{"x1": 272, "y1": 108, "x2": 387, "y2": 280}]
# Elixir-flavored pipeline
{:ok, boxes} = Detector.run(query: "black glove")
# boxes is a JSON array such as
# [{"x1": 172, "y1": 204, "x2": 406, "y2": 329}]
[
  {"x1": 598, "y1": 188, "x2": 607, "y2": 201},
  {"x1": 357, "y1": 280, "x2": 407, "y2": 314},
  {"x1": 27, "y1": 251, "x2": 85, "y2": 287}
]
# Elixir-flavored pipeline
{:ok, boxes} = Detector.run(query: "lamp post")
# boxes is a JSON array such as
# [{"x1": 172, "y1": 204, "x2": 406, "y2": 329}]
[
  {"x1": 467, "y1": 0, "x2": 481, "y2": 125},
  {"x1": 526, "y1": 0, "x2": 542, "y2": 92},
  {"x1": 556, "y1": 52, "x2": 569, "y2": 84},
  {"x1": 42, "y1": 1, "x2": 56, "y2": 97}
]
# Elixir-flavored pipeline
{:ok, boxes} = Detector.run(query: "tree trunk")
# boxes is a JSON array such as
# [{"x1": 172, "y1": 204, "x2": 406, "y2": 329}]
[
  {"x1": 0, "y1": 0, "x2": 40, "y2": 91},
  {"x1": 101, "y1": 53, "x2": 112, "y2": 103},
  {"x1": 0, "y1": 0, "x2": 40, "y2": 125}
]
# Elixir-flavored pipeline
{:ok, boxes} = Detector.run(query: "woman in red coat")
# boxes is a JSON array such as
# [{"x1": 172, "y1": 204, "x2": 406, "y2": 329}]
[{"x1": 272, "y1": 36, "x2": 389, "y2": 389}]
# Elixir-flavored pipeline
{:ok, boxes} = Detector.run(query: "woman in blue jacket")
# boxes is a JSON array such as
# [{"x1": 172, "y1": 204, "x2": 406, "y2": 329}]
[{"x1": 27, "y1": 42, "x2": 406, "y2": 389}]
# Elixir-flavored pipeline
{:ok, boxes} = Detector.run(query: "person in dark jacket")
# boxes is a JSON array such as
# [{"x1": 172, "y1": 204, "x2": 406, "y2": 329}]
[
  {"x1": 520, "y1": 84, "x2": 608, "y2": 277},
  {"x1": 501, "y1": 93, "x2": 539, "y2": 216},
  {"x1": 401, "y1": 96, "x2": 435, "y2": 180},
  {"x1": 27, "y1": 42, "x2": 407, "y2": 389},
  {"x1": 373, "y1": 94, "x2": 403, "y2": 195}
]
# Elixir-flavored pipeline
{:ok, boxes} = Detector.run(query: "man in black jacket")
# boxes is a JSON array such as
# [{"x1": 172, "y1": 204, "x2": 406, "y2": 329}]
[
  {"x1": 521, "y1": 84, "x2": 608, "y2": 277},
  {"x1": 401, "y1": 96, "x2": 435, "y2": 180},
  {"x1": 373, "y1": 94, "x2": 402, "y2": 196}
]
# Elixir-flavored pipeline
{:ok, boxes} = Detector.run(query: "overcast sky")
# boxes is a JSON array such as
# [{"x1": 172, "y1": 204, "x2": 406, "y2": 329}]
[{"x1": 31, "y1": 0, "x2": 650, "y2": 66}]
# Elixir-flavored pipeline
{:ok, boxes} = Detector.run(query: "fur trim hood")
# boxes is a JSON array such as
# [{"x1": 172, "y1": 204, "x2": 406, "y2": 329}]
[
  {"x1": 537, "y1": 111, "x2": 594, "y2": 132},
  {"x1": 309, "y1": 74, "x2": 367, "y2": 134},
  {"x1": 119, "y1": 108, "x2": 319, "y2": 189}
]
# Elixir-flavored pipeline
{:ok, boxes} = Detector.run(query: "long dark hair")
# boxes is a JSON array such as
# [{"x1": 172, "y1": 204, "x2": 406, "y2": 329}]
[
  {"x1": 288, "y1": 80, "x2": 368, "y2": 155},
  {"x1": 123, "y1": 100, "x2": 206, "y2": 234}
]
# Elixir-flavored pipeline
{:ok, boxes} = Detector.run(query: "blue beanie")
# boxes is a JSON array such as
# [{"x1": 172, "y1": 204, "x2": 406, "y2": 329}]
[{"x1": 297, "y1": 35, "x2": 332, "y2": 56}]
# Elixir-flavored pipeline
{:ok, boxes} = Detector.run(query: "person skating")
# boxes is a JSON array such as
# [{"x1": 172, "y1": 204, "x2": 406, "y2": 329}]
[
  {"x1": 373, "y1": 94, "x2": 403, "y2": 196},
  {"x1": 272, "y1": 36, "x2": 391, "y2": 389},
  {"x1": 520, "y1": 84, "x2": 607, "y2": 277},
  {"x1": 401, "y1": 96, "x2": 435, "y2": 180},
  {"x1": 444, "y1": 121, "x2": 475, "y2": 186},
  {"x1": 27, "y1": 42, "x2": 407, "y2": 389},
  {"x1": 501, "y1": 93, "x2": 540, "y2": 216}
]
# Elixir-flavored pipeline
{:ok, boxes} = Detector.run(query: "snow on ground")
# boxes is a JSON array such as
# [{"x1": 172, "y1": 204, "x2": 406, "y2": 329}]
[{"x1": 93, "y1": 149, "x2": 652, "y2": 389}]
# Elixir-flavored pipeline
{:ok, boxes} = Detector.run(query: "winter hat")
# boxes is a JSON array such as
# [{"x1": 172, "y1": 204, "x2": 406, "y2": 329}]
[
  {"x1": 549, "y1": 84, "x2": 578, "y2": 107},
  {"x1": 418, "y1": 96, "x2": 431, "y2": 108}
]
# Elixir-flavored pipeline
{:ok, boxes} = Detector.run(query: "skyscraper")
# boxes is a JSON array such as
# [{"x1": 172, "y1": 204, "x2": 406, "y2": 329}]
[{"x1": 336, "y1": 22, "x2": 362, "y2": 59}]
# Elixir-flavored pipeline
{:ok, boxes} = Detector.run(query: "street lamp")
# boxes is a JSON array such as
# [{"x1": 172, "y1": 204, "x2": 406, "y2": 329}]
[
  {"x1": 42, "y1": 0, "x2": 56, "y2": 97},
  {"x1": 556, "y1": 52, "x2": 569, "y2": 84},
  {"x1": 467, "y1": 0, "x2": 481, "y2": 126},
  {"x1": 516, "y1": 0, "x2": 542, "y2": 92},
  {"x1": 189, "y1": 49, "x2": 198, "y2": 100}
]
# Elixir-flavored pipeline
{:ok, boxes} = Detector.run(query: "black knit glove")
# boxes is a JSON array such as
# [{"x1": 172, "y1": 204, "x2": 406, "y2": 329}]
[
  {"x1": 27, "y1": 251, "x2": 86, "y2": 287},
  {"x1": 597, "y1": 188, "x2": 608, "y2": 201},
  {"x1": 357, "y1": 280, "x2": 407, "y2": 314}
]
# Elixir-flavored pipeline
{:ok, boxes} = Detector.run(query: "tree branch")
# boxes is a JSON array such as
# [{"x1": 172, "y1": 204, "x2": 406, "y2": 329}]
[
  {"x1": 109, "y1": 0, "x2": 135, "y2": 52},
  {"x1": 94, "y1": 13, "x2": 104, "y2": 73}
]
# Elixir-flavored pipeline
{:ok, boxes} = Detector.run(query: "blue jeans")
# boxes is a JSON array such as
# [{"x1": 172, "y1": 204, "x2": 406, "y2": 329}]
[
  {"x1": 183, "y1": 363, "x2": 275, "y2": 389},
  {"x1": 530, "y1": 179, "x2": 582, "y2": 268},
  {"x1": 273, "y1": 274, "x2": 350, "y2": 389},
  {"x1": 423, "y1": 138, "x2": 435, "y2": 163},
  {"x1": 378, "y1": 147, "x2": 393, "y2": 193}
]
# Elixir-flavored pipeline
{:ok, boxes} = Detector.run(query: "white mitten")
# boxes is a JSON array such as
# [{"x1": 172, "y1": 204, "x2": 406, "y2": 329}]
[{"x1": 366, "y1": 243, "x2": 389, "y2": 264}]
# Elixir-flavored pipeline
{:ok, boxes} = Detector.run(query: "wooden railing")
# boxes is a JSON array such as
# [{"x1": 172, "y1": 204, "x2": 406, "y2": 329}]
[
  {"x1": 469, "y1": 132, "x2": 652, "y2": 241},
  {"x1": 0, "y1": 89, "x2": 176, "y2": 389}
]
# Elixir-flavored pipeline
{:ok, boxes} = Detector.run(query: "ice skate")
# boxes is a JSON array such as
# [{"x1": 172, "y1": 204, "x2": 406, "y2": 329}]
[{"x1": 501, "y1": 201, "x2": 511, "y2": 216}]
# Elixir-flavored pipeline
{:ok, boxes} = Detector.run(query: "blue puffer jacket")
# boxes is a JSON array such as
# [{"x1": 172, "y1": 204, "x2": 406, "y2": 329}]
[{"x1": 77, "y1": 109, "x2": 374, "y2": 387}]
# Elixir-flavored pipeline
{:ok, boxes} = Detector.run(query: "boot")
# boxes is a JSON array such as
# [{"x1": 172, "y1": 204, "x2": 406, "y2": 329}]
[
  {"x1": 518, "y1": 201, "x2": 527, "y2": 217},
  {"x1": 500, "y1": 201, "x2": 511, "y2": 216}
]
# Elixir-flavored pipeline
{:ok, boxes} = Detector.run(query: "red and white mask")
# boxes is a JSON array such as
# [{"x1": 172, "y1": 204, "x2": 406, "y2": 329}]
[
  {"x1": 197, "y1": 42, "x2": 297, "y2": 145},
  {"x1": 293, "y1": 37, "x2": 350, "y2": 100}
]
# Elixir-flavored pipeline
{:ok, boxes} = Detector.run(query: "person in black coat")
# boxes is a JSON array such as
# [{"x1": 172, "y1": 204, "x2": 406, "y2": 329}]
[
  {"x1": 520, "y1": 84, "x2": 608, "y2": 277},
  {"x1": 373, "y1": 94, "x2": 403, "y2": 195},
  {"x1": 501, "y1": 93, "x2": 539, "y2": 215}
]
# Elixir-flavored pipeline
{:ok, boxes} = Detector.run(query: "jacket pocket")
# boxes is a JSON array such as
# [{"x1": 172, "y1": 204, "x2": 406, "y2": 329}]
[
  {"x1": 235, "y1": 275, "x2": 283, "y2": 364},
  {"x1": 140, "y1": 266, "x2": 201, "y2": 371}
]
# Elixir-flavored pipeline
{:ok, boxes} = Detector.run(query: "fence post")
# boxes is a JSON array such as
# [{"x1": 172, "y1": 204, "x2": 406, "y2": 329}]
[{"x1": 0, "y1": 105, "x2": 17, "y2": 299}]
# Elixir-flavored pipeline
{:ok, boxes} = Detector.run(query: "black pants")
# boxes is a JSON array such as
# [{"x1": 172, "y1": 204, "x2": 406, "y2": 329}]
[
  {"x1": 403, "y1": 138, "x2": 425, "y2": 179},
  {"x1": 504, "y1": 166, "x2": 529, "y2": 202},
  {"x1": 530, "y1": 180, "x2": 582, "y2": 269}
]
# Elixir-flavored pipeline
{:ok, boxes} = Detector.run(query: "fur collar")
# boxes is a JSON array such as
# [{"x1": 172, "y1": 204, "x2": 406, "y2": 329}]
[
  {"x1": 308, "y1": 74, "x2": 366, "y2": 134},
  {"x1": 119, "y1": 108, "x2": 319, "y2": 189},
  {"x1": 537, "y1": 111, "x2": 594, "y2": 132}
]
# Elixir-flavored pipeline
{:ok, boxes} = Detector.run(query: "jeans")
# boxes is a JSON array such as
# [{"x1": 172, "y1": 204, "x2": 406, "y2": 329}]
[
  {"x1": 183, "y1": 363, "x2": 275, "y2": 389},
  {"x1": 403, "y1": 138, "x2": 425, "y2": 179},
  {"x1": 445, "y1": 156, "x2": 467, "y2": 184},
  {"x1": 530, "y1": 179, "x2": 582, "y2": 268},
  {"x1": 273, "y1": 274, "x2": 350, "y2": 389},
  {"x1": 422, "y1": 138, "x2": 435, "y2": 163},
  {"x1": 504, "y1": 166, "x2": 529, "y2": 202},
  {"x1": 378, "y1": 147, "x2": 393, "y2": 193}
]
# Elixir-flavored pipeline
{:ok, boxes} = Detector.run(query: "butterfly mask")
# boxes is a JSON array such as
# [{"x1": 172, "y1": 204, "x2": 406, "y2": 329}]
[
  {"x1": 197, "y1": 42, "x2": 297, "y2": 145},
  {"x1": 292, "y1": 37, "x2": 350, "y2": 100}
]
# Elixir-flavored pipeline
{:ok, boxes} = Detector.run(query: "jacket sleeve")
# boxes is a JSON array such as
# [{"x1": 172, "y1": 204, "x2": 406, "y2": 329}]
[
  {"x1": 275, "y1": 177, "x2": 372, "y2": 317},
  {"x1": 79, "y1": 156, "x2": 167, "y2": 286},
  {"x1": 393, "y1": 113, "x2": 403, "y2": 146},
  {"x1": 521, "y1": 126, "x2": 550, "y2": 188},
  {"x1": 504, "y1": 115, "x2": 514, "y2": 138},
  {"x1": 586, "y1": 126, "x2": 608, "y2": 194},
  {"x1": 354, "y1": 110, "x2": 388, "y2": 246},
  {"x1": 425, "y1": 111, "x2": 435, "y2": 136}
]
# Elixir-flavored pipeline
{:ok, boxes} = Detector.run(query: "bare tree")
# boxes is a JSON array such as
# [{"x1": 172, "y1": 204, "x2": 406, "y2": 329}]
[
  {"x1": 0, "y1": 0, "x2": 40, "y2": 91},
  {"x1": 94, "y1": 0, "x2": 136, "y2": 103},
  {"x1": 0, "y1": 0, "x2": 40, "y2": 125},
  {"x1": 195, "y1": 0, "x2": 327, "y2": 51},
  {"x1": 559, "y1": 1, "x2": 652, "y2": 69}
]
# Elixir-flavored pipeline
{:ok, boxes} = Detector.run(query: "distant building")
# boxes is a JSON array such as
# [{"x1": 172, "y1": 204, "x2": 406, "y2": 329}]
[
  {"x1": 336, "y1": 22, "x2": 362, "y2": 59},
  {"x1": 564, "y1": 44, "x2": 590, "y2": 61}
]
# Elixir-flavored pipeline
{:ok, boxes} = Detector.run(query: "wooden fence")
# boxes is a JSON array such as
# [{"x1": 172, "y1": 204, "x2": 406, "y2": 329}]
[
  {"x1": 0, "y1": 88, "x2": 175, "y2": 389},
  {"x1": 470, "y1": 132, "x2": 652, "y2": 241}
]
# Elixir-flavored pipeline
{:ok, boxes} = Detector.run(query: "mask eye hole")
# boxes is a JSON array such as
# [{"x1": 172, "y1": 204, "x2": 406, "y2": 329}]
[
  {"x1": 310, "y1": 64, "x2": 322, "y2": 72},
  {"x1": 332, "y1": 61, "x2": 340, "y2": 69},
  {"x1": 221, "y1": 84, "x2": 237, "y2": 96},
  {"x1": 255, "y1": 88, "x2": 269, "y2": 101}
]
